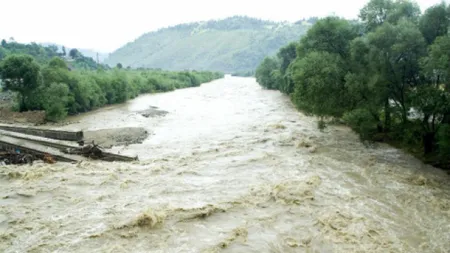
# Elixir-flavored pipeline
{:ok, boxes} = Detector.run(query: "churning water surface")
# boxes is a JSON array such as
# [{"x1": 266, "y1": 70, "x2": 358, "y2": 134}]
[{"x1": 1, "y1": 77, "x2": 449, "y2": 253}]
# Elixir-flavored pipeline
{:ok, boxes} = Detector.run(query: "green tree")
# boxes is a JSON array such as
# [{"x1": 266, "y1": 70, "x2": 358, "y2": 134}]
[
  {"x1": 421, "y1": 35, "x2": 450, "y2": 89},
  {"x1": 42, "y1": 57, "x2": 71, "y2": 86},
  {"x1": 116, "y1": 63, "x2": 123, "y2": 69},
  {"x1": 0, "y1": 47, "x2": 7, "y2": 61},
  {"x1": 48, "y1": 57, "x2": 68, "y2": 69},
  {"x1": 110, "y1": 70, "x2": 129, "y2": 103},
  {"x1": 367, "y1": 19, "x2": 426, "y2": 126},
  {"x1": 359, "y1": 0, "x2": 420, "y2": 32},
  {"x1": 69, "y1": 48, "x2": 79, "y2": 59},
  {"x1": 343, "y1": 37, "x2": 387, "y2": 135},
  {"x1": 437, "y1": 124, "x2": 450, "y2": 161},
  {"x1": 411, "y1": 86, "x2": 450, "y2": 153},
  {"x1": 62, "y1": 46, "x2": 67, "y2": 56},
  {"x1": 298, "y1": 17, "x2": 358, "y2": 60},
  {"x1": 253, "y1": 0, "x2": 450, "y2": 168},
  {"x1": 0, "y1": 54, "x2": 42, "y2": 111},
  {"x1": 41, "y1": 83, "x2": 70, "y2": 121},
  {"x1": 276, "y1": 42, "x2": 298, "y2": 95},
  {"x1": 255, "y1": 57, "x2": 280, "y2": 89},
  {"x1": 359, "y1": 0, "x2": 395, "y2": 31},
  {"x1": 388, "y1": 0, "x2": 421, "y2": 24},
  {"x1": 277, "y1": 42, "x2": 298, "y2": 75},
  {"x1": 419, "y1": 3, "x2": 450, "y2": 45},
  {"x1": 420, "y1": 35, "x2": 450, "y2": 127},
  {"x1": 291, "y1": 51, "x2": 349, "y2": 117}
]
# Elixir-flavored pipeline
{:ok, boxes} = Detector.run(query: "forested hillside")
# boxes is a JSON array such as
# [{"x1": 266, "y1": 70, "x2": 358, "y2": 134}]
[
  {"x1": 105, "y1": 16, "x2": 312, "y2": 73},
  {"x1": 255, "y1": 0, "x2": 450, "y2": 169}
]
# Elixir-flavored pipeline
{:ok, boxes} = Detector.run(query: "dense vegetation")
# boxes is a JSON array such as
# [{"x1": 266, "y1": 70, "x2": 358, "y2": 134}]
[
  {"x1": 231, "y1": 70, "x2": 255, "y2": 77},
  {"x1": 256, "y1": 0, "x2": 450, "y2": 169},
  {"x1": 0, "y1": 40, "x2": 103, "y2": 70},
  {"x1": 0, "y1": 42, "x2": 223, "y2": 121},
  {"x1": 105, "y1": 16, "x2": 312, "y2": 73}
]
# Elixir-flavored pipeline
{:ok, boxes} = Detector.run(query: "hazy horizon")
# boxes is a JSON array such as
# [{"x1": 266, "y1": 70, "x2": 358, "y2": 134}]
[{"x1": 1, "y1": 0, "x2": 447, "y2": 53}]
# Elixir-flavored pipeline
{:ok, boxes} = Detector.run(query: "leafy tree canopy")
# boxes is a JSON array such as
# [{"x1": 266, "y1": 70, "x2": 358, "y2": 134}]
[
  {"x1": 255, "y1": 0, "x2": 450, "y2": 168},
  {"x1": 0, "y1": 54, "x2": 42, "y2": 110}
]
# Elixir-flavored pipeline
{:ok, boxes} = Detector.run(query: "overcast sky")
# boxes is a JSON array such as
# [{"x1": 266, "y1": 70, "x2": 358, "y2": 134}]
[{"x1": 0, "y1": 0, "x2": 447, "y2": 52}]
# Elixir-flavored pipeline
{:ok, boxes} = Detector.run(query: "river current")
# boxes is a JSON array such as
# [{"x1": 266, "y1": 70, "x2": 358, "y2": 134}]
[{"x1": 1, "y1": 76, "x2": 449, "y2": 252}]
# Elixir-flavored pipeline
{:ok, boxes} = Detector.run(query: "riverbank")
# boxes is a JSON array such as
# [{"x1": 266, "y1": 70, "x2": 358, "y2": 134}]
[
  {"x1": 1, "y1": 54, "x2": 223, "y2": 122},
  {"x1": 386, "y1": 138, "x2": 450, "y2": 172},
  {"x1": 0, "y1": 70, "x2": 223, "y2": 125},
  {"x1": 0, "y1": 109, "x2": 46, "y2": 125},
  {"x1": 323, "y1": 118, "x2": 450, "y2": 172}
]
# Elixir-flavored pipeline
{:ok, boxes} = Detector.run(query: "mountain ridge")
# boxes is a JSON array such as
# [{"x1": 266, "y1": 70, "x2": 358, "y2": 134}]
[{"x1": 105, "y1": 16, "x2": 312, "y2": 72}]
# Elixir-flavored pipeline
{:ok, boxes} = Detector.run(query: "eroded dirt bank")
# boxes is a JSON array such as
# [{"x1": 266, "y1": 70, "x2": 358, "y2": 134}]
[{"x1": 1, "y1": 77, "x2": 449, "y2": 253}]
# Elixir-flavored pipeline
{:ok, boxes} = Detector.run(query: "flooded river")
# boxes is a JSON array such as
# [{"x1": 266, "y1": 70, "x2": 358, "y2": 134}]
[{"x1": 1, "y1": 77, "x2": 449, "y2": 252}]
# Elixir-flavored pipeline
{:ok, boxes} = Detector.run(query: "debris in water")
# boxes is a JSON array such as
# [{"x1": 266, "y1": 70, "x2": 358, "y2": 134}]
[
  {"x1": 6, "y1": 171, "x2": 22, "y2": 179},
  {"x1": 297, "y1": 141, "x2": 312, "y2": 148},
  {"x1": 17, "y1": 191, "x2": 36, "y2": 198},
  {"x1": 175, "y1": 204, "x2": 226, "y2": 221},
  {"x1": 308, "y1": 146, "x2": 317, "y2": 153},
  {"x1": 0, "y1": 151, "x2": 35, "y2": 165},
  {"x1": 271, "y1": 124, "x2": 287, "y2": 130},
  {"x1": 214, "y1": 226, "x2": 248, "y2": 250},
  {"x1": 285, "y1": 237, "x2": 299, "y2": 247},
  {"x1": 134, "y1": 210, "x2": 165, "y2": 228},
  {"x1": 316, "y1": 208, "x2": 389, "y2": 248},
  {"x1": 43, "y1": 153, "x2": 56, "y2": 164},
  {"x1": 63, "y1": 141, "x2": 104, "y2": 159},
  {"x1": 1, "y1": 127, "x2": 138, "y2": 164},
  {"x1": 115, "y1": 209, "x2": 166, "y2": 230},
  {"x1": 306, "y1": 175, "x2": 322, "y2": 186},
  {"x1": 411, "y1": 175, "x2": 428, "y2": 186},
  {"x1": 271, "y1": 176, "x2": 322, "y2": 204},
  {"x1": 138, "y1": 106, "x2": 169, "y2": 118}
]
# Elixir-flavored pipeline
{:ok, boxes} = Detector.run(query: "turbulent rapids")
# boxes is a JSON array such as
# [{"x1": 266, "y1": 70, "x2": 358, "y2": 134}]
[{"x1": 0, "y1": 77, "x2": 449, "y2": 253}]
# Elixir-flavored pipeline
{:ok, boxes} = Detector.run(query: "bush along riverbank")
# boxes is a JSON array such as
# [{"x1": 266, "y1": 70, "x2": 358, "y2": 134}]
[
  {"x1": 255, "y1": 0, "x2": 450, "y2": 170},
  {"x1": 0, "y1": 55, "x2": 223, "y2": 122}
]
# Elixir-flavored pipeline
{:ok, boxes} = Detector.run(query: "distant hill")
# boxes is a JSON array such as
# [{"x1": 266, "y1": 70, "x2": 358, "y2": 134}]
[
  {"x1": 73, "y1": 48, "x2": 108, "y2": 63},
  {"x1": 40, "y1": 43, "x2": 109, "y2": 63},
  {"x1": 105, "y1": 16, "x2": 312, "y2": 73}
]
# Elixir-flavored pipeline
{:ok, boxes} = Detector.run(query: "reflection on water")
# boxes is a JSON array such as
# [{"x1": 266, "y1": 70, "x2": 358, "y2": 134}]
[{"x1": 1, "y1": 77, "x2": 449, "y2": 253}]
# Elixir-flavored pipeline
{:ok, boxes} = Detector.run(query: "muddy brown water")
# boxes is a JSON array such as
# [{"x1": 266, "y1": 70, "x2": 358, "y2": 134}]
[{"x1": 1, "y1": 77, "x2": 449, "y2": 253}]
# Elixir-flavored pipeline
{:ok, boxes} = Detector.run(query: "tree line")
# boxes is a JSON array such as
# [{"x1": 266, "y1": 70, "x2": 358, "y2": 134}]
[
  {"x1": 256, "y1": 0, "x2": 450, "y2": 169},
  {"x1": 0, "y1": 53, "x2": 223, "y2": 121},
  {"x1": 0, "y1": 40, "x2": 103, "y2": 70}
]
